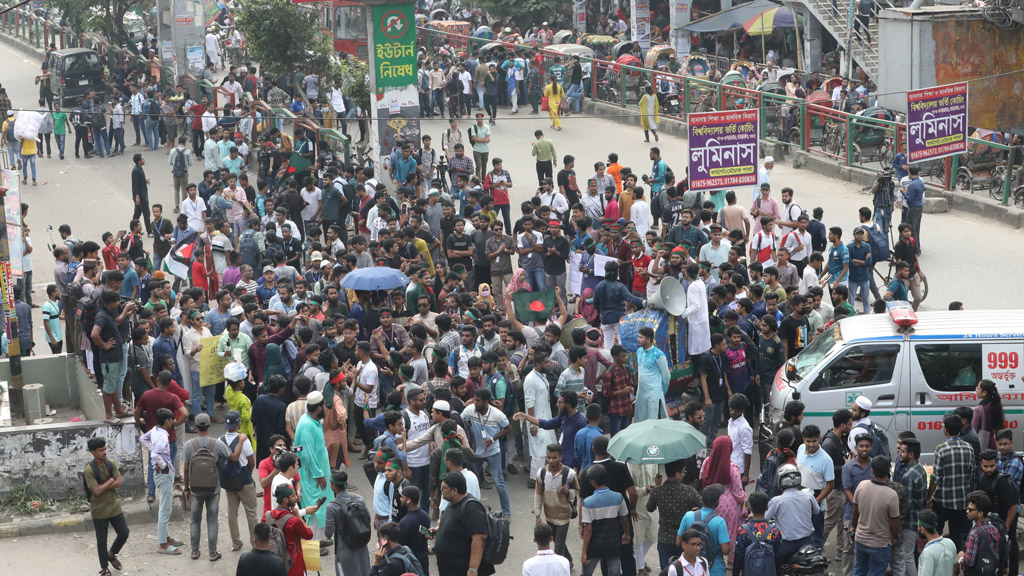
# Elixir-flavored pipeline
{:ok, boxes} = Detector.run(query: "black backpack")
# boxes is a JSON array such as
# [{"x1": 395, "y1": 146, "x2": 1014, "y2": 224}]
[
  {"x1": 171, "y1": 147, "x2": 188, "y2": 177},
  {"x1": 337, "y1": 497, "x2": 372, "y2": 549},
  {"x1": 238, "y1": 230, "x2": 260, "y2": 269},
  {"x1": 82, "y1": 459, "x2": 114, "y2": 501},
  {"x1": 218, "y1": 435, "x2": 250, "y2": 491},
  {"x1": 967, "y1": 515, "x2": 1007, "y2": 576},
  {"x1": 76, "y1": 295, "x2": 98, "y2": 348},
  {"x1": 386, "y1": 545, "x2": 425, "y2": 576},
  {"x1": 741, "y1": 524, "x2": 777, "y2": 576},
  {"x1": 756, "y1": 450, "x2": 782, "y2": 499},
  {"x1": 864, "y1": 421, "x2": 891, "y2": 460},
  {"x1": 469, "y1": 497, "x2": 510, "y2": 565}
]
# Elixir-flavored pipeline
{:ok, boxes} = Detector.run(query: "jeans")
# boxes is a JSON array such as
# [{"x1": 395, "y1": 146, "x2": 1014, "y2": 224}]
[
  {"x1": 495, "y1": 203, "x2": 511, "y2": 234},
  {"x1": 473, "y1": 452, "x2": 510, "y2": 514},
  {"x1": 824, "y1": 489, "x2": 846, "y2": 557},
  {"x1": 55, "y1": 133, "x2": 66, "y2": 157},
  {"x1": 583, "y1": 555, "x2": 621, "y2": 576},
  {"x1": 155, "y1": 471, "x2": 174, "y2": 543},
  {"x1": 906, "y1": 206, "x2": 923, "y2": 253},
  {"x1": 608, "y1": 414, "x2": 632, "y2": 436},
  {"x1": 891, "y1": 528, "x2": 918, "y2": 576},
  {"x1": 74, "y1": 126, "x2": 92, "y2": 156},
  {"x1": 657, "y1": 542, "x2": 682, "y2": 570},
  {"x1": 525, "y1": 268, "x2": 546, "y2": 292},
  {"x1": 39, "y1": 132, "x2": 51, "y2": 156},
  {"x1": 145, "y1": 119, "x2": 160, "y2": 150},
  {"x1": 190, "y1": 493, "x2": 220, "y2": 555},
  {"x1": 853, "y1": 542, "x2": 891, "y2": 576},
  {"x1": 111, "y1": 127, "x2": 125, "y2": 154},
  {"x1": 93, "y1": 513, "x2": 130, "y2": 570},
  {"x1": 545, "y1": 272, "x2": 567, "y2": 306},
  {"x1": 780, "y1": 535, "x2": 814, "y2": 564},
  {"x1": 225, "y1": 482, "x2": 258, "y2": 548},
  {"x1": 848, "y1": 279, "x2": 870, "y2": 314},
  {"x1": 191, "y1": 370, "x2": 216, "y2": 417},
  {"x1": 812, "y1": 507, "x2": 825, "y2": 548},
  {"x1": 133, "y1": 195, "x2": 153, "y2": 234},
  {"x1": 173, "y1": 175, "x2": 189, "y2": 208},
  {"x1": 477, "y1": 85, "x2": 485, "y2": 108},
  {"x1": 548, "y1": 522, "x2": 573, "y2": 565},
  {"x1": 94, "y1": 128, "x2": 110, "y2": 157},
  {"x1": 567, "y1": 83, "x2": 583, "y2": 113},
  {"x1": 484, "y1": 94, "x2": 498, "y2": 120},
  {"x1": 933, "y1": 502, "x2": 969, "y2": 551},
  {"x1": 21, "y1": 154, "x2": 36, "y2": 181},
  {"x1": 700, "y1": 401, "x2": 726, "y2": 449},
  {"x1": 5, "y1": 143, "x2": 17, "y2": 167},
  {"x1": 410, "y1": 465, "x2": 431, "y2": 509},
  {"x1": 132, "y1": 115, "x2": 143, "y2": 144},
  {"x1": 418, "y1": 90, "x2": 431, "y2": 116},
  {"x1": 147, "y1": 441, "x2": 178, "y2": 499},
  {"x1": 430, "y1": 89, "x2": 445, "y2": 117}
]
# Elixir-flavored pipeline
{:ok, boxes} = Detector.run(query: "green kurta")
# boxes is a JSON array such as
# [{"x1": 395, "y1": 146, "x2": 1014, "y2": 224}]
[{"x1": 293, "y1": 412, "x2": 329, "y2": 526}]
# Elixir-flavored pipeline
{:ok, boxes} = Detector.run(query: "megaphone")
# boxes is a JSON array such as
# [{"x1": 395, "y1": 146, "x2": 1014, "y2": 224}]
[
  {"x1": 561, "y1": 317, "x2": 590, "y2": 348},
  {"x1": 648, "y1": 276, "x2": 687, "y2": 316}
]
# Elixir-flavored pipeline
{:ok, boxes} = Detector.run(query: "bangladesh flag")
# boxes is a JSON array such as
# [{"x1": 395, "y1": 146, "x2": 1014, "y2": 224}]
[
  {"x1": 282, "y1": 152, "x2": 312, "y2": 177},
  {"x1": 510, "y1": 289, "x2": 557, "y2": 323}
]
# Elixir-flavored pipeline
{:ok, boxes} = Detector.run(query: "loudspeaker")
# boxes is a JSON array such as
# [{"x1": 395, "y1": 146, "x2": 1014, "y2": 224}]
[
  {"x1": 648, "y1": 276, "x2": 687, "y2": 316},
  {"x1": 561, "y1": 317, "x2": 589, "y2": 348}
]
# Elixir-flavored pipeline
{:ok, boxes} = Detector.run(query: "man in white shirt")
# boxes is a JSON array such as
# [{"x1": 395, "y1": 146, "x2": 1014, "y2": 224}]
[
  {"x1": 223, "y1": 73, "x2": 244, "y2": 107},
  {"x1": 538, "y1": 178, "x2": 569, "y2": 219},
  {"x1": 523, "y1": 524, "x2": 571, "y2": 576},
  {"x1": 800, "y1": 253, "x2": 824, "y2": 295},
  {"x1": 328, "y1": 82, "x2": 346, "y2": 129},
  {"x1": 782, "y1": 213, "x2": 813, "y2": 276},
  {"x1": 680, "y1": 264, "x2": 711, "y2": 356},
  {"x1": 204, "y1": 30, "x2": 221, "y2": 70},
  {"x1": 698, "y1": 224, "x2": 732, "y2": 280},
  {"x1": 299, "y1": 179, "x2": 323, "y2": 234},
  {"x1": 727, "y1": 394, "x2": 753, "y2": 484},
  {"x1": 751, "y1": 156, "x2": 774, "y2": 204},
  {"x1": 182, "y1": 184, "x2": 207, "y2": 232},
  {"x1": 777, "y1": 187, "x2": 803, "y2": 237},
  {"x1": 203, "y1": 130, "x2": 221, "y2": 172}
]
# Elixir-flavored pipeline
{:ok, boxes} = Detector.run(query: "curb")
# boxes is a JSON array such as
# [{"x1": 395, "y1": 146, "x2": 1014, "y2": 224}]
[
  {"x1": 0, "y1": 31, "x2": 47, "y2": 61},
  {"x1": 0, "y1": 496, "x2": 184, "y2": 539}
]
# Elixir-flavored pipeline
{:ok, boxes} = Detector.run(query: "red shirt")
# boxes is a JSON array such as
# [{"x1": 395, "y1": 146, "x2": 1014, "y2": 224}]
[
  {"x1": 192, "y1": 261, "x2": 209, "y2": 290},
  {"x1": 136, "y1": 389, "x2": 184, "y2": 442},
  {"x1": 101, "y1": 243, "x2": 119, "y2": 271},
  {"x1": 258, "y1": 456, "x2": 302, "y2": 518},
  {"x1": 190, "y1": 104, "x2": 206, "y2": 130},
  {"x1": 632, "y1": 253, "x2": 653, "y2": 293},
  {"x1": 269, "y1": 507, "x2": 313, "y2": 576},
  {"x1": 168, "y1": 380, "x2": 190, "y2": 403}
]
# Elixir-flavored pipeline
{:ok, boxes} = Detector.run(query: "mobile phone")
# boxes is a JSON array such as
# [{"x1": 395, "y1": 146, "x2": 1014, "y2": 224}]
[
  {"x1": 376, "y1": 537, "x2": 386, "y2": 550},
  {"x1": 317, "y1": 496, "x2": 327, "y2": 506},
  {"x1": 419, "y1": 525, "x2": 432, "y2": 538}
]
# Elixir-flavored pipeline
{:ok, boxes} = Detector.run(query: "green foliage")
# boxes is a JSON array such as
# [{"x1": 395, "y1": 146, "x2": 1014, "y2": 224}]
[
  {"x1": 337, "y1": 58, "x2": 370, "y2": 111},
  {"x1": 472, "y1": 0, "x2": 571, "y2": 20},
  {"x1": 237, "y1": 0, "x2": 336, "y2": 81}
]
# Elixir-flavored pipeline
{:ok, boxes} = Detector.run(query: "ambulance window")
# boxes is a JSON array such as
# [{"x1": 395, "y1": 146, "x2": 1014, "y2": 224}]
[
  {"x1": 914, "y1": 343, "x2": 983, "y2": 391},
  {"x1": 810, "y1": 344, "x2": 900, "y2": 391}
]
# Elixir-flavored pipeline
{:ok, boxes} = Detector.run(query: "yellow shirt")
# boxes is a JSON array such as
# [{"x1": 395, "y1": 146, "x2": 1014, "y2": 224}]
[
  {"x1": 20, "y1": 137, "x2": 36, "y2": 156},
  {"x1": 225, "y1": 385, "x2": 256, "y2": 454},
  {"x1": 412, "y1": 237, "x2": 433, "y2": 270}
]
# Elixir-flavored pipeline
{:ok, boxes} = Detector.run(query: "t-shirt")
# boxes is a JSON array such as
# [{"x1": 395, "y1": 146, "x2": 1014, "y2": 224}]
[
  {"x1": 52, "y1": 111, "x2": 68, "y2": 136},
  {"x1": 846, "y1": 241, "x2": 872, "y2": 283},
  {"x1": 399, "y1": 507, "x2": 431, "y2": 559},
  {"x1": 468, "y1": 123, "x2": 491, "y2": 154},
  {"x1": 235, "y1": 549, "x2": 287, "y2": 576},
  {"x1": 779, "y1": 315, "x2": 809, "y2": 357},
  {"x1": 542, "y1": 235, "x2": 570, "y2": 275},
  {"x1": 120, "y1": 267, "x2": 139, "y2": 299},
  {"x1": 84, "y1": 459, "x2": 122, "y2": 519},
  {"x1": 137, "y1": 389, "x2": 184, "y2": 441},
  {"x1": 581, "y1": 488, "x2": 629, "y2": 559},
  {"x1": 699, "y1": 352, "x2": 728, "y2": 403},
  {"x1": 678, "y1": 507, "x2": 730, "y2": 576},
  {"x1": 918, "y1": 538, "x2": 958, "y2": 576},
  {"x1": 93, "y1": 307, "x2": 124, "y2": 363},
  {"x1": 300, "y1": 187, "x2": 322, "y2": 221},
  {"x1": 796, "y1": 445, "x2": 836, "y2": 498},
  {"x1": 42, "y1": 299, "x2": 62, "y2": 343},
  {"x1": 445, "y1": 232, "x2": 473, "y2": 270},
  {"x1": 461, "y1": 405, "x2": 509, "y2": 458},
  {"x1": 853, "y1": 479, "x2": 900, "y2": 548},
  {"x1": 435, "y1": 496, "x2": 494, "y2": 576}
]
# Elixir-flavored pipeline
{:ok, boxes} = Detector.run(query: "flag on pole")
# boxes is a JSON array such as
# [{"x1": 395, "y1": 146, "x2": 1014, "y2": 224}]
[
  {"x1": 282, "y1": 152, "x2": 311, "y2": 177},
  {"x1": 165, "y1": 229, "x2": 198, "y2": 280},
  {"x1": 510, "y1": 289, "x2": 557, "y2": 323}
]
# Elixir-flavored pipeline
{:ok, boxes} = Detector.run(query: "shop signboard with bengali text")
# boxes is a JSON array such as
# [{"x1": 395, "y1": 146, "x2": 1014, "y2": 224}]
[{"x1": 687, "y1": 109, "x2": 760, "y2": 192}]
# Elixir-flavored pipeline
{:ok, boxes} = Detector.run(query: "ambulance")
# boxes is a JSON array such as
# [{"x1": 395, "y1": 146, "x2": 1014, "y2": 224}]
[{"x1": 763, "y1": 305, "x2": 1024, "y2": 463}]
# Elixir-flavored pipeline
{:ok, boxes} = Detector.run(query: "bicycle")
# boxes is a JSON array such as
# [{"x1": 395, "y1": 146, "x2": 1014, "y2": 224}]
[{"x1": 872, "y1": 257, "x2": 929, "y2": 304}]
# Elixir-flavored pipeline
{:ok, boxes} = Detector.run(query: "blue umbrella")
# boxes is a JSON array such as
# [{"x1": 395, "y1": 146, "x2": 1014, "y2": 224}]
[
  {"x1": 337, "y1": 267, "x2": 410, "y2": 291},
  {"x1": 607, "y1": 419, "x2": 706, "y2": 464}
]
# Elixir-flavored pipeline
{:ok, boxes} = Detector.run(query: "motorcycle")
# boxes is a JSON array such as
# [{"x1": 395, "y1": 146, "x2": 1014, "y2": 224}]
[
  {"x1": 598, "y1": 79, "x2": 619, "y2": 104},
  {"x1": 657, "y1": 91, "x2": 682, "y2": 114},
  {"x1": 783, "y1": 544, "x2": 830, "y2": 576}
]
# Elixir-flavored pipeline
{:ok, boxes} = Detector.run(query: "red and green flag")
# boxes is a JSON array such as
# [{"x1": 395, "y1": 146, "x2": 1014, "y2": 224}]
[{"x1": 510, "y1": 289, "x2": 557, "y2": 323}]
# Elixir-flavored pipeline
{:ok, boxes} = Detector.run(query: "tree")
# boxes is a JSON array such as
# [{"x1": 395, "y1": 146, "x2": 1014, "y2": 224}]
[
  {"x1": 236, "y1": 0, "x2": 337, "y2": 81},
  {"x1": 472, "y1": 0, "x2": 570, "y2": 20},
  {"x1": 336, "y1": 58, "x2": 369, "y2": 112}
]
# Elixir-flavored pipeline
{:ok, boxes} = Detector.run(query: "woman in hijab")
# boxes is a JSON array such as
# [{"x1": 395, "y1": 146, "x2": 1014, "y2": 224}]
[
  {"x1": 698, "y1": 435, "x2": 747, "y2": 563},
  {"x1": 263, "y1": 342, "x2": 288, "y2": 385},
  {"x1": 577, "y1": 287, "x2": 599, "y2": 325},
  {"x1": 503, "y1": 268, "x2": 531, "y2": 307}
]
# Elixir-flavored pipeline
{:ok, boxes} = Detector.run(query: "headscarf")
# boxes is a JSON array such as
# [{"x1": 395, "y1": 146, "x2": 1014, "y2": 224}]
[
  {"x1": 578, "y1": 287, "x2": 598, "y2": 324},
  {"x1": 701, "y1": 435, "x2": 734, "y2": 487},
  {"x1": 438, "y1": 427, "x2": 463, "y2": 481},
  {"x1": 263, "y1": 343, "x2": 286, "y2": 383},
  {"x1": 505, "y1": 268, "x2": 531, "y2": 298}
]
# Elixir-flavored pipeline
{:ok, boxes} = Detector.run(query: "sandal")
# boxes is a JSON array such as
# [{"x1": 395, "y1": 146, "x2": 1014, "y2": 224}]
[
  {"x1": 209, "y1": 552, "x2": 222, "y2": 562},
  {"x1": 158, "y1": 546, "x2": 181, "y2": 555},
  {"x1": 100, "y1": 570, "x2": 112, "y2": 576},
  {"x1": 146, "y1": 496, "x2": 155, "y2": 504},
  {"x1": 231, "y1": 543, "x2": 243, "y2": 552},
  {"x1": 191, "y1": 552, "x2": 201, "y2": 560},
  {"x1": 107, "y1": 554, "x2": 122, "y2": 571}
]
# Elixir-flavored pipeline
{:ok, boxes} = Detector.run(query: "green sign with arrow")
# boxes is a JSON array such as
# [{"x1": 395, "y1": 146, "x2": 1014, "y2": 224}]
[{"x1": 372, "y1": 2, "x2": 416, "y2": 92}]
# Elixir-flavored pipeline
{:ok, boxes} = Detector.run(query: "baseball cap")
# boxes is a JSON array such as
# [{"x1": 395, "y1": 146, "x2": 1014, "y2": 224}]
[
  {"x1": 195, "y1": 413, "x2": 211, "y2": 428},
  {"x1": 311, "y1": 251, "x2": 323, "y2": 261},
  {"x1": 225, "y1": 410, "x2": 241, "y2": 430},
  {"x1": 263, "y1": 265, "x2": 274, "y2": 273}
]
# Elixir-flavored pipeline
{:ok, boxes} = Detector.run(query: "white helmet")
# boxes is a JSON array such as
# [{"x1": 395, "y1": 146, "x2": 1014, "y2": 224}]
[{"x1": 777, "y1": 464, "x2": 802, "y2": 491}]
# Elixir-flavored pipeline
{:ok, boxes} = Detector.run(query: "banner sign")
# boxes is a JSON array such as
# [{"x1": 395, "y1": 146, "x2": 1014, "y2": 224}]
[
  {"x1": 984, "y1": 342, "x2": 1024, "y2": 385},
  {"x1": 632, "y1": 0, "x2": 651, "y2": 51},
  {"x1": 373, "y1": 2, "x2": 416, "y2": 93},
  {"x1": 199, "y1": 335, "x2": 230, "y2": 387},
  {"x1": 687, "y1": 109, "x2": 760, "y2": 192},
  {"x1": 906, "y1": 82, "x2": 968, "y2": 162},
  {"x1": 574, "y1": 0, "x2": 587, "y2": 34},
  {"x1": 1, "y1": 170, "x2": 23, "y2": 277}
]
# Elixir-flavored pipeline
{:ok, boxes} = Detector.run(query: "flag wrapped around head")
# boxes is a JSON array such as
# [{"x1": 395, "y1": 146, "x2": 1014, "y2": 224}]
[
  {"x1": 510, "y1": 289, "x2": 556, "y2": 323},
  {"x1": 165, "y1": 228, "x2": 198, "y2": 280}
]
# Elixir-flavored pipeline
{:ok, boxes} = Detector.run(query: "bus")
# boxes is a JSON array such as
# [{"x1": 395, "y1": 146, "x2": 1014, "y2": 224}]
[{"x1": 292, "y1": 0, "x2": 368, "y2": 60}]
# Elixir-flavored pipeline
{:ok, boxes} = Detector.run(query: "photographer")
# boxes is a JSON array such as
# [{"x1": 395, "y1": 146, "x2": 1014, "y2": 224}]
[{"x1": 871, "y1": 167, "x2": 896, "y2": 235}]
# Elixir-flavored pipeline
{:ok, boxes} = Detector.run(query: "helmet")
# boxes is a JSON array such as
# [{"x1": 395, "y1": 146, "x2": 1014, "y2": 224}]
[{"x1": 777, "y1": 464, "x2": 802, "y2": 491}]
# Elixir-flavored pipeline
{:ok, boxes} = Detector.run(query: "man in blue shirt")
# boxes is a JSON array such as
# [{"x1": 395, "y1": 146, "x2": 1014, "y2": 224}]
[
  {"x1": 643, "y1": 147, "x2": 668, "y2": 225},
  {"x1": 892, "y1": 151, "x2": 908, "y2": 180},
  {"x1": 118, "y1": 253, "x2": 139, "y2": 299},
  {"x1": 574, "y1": 404, "x2": 604, "y2": 472},
  {"x1": 391, "y1": 145, "x2": 418, "y2": 189},
  {"x1": 826, "y1": 226, "x2": 849, "y2": 289},
  {"x1": 766, "y1": 464, "x2": 821, "y2": 564},
  {"x1": 515, "y1": 390, "x2": 587, "y2": 470},
  {"x1": 904, "y1": 165, "x2": 925, "y2": 255},
  {"x1": 846, "y1": 228, "x2": 872, "y2": 314},
  {"x1": 678, "y1": 485, "x2": 731, "y2": 576}
]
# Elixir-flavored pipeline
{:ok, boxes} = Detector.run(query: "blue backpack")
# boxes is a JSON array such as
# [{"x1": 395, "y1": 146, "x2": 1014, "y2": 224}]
[
  {"x1": 690, "y1": 509, "x2": 719, "y2": 567},
  {"x1": 742, "y1": 523, "x2": 777, "y2": 576},
  {"x1": 860, "y1": 224, "x2": 890, "y2": 263}
]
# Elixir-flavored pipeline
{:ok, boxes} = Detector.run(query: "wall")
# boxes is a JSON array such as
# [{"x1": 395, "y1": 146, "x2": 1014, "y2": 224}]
[
  {"x1": 0, "y1": 422, "x2": 143, "y2": 500},
  {"x1": 0, "y1": 353, "x2": 104, "y2": 422}
]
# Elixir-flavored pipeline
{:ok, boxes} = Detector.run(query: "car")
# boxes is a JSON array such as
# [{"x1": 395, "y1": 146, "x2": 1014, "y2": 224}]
[{"x1": 47, "y1": 48, "x2": 104, "y2": 106}]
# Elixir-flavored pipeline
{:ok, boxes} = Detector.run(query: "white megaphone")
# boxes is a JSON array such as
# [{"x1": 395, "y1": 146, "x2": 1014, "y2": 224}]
[{"x1": 647, "y1": 276, "x2": 687, "y2": 316}]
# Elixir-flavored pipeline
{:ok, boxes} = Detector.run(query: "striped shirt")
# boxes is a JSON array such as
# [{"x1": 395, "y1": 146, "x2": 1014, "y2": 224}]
[{"x1": 581, "y1": 487, "x2": 628, "y2": 558}]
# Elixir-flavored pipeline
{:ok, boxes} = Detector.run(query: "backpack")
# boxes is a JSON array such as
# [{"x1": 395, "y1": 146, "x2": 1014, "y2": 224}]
[
  {"x1": 860, "y1": 224, "x2": 891, "y2": 263},
  {"x1": 267, "y1": 512, "x2": 296, "y2": 572},
  {"x1": 238, "y1": 230, "x2": 260, "y2": 269},
  {"x1": 171, "y1": 148, "x2": 188, "y2": 177},
  {"x1": 386, "y1": 545, "x2": 425, "y2": 576},
  {"x1": 76, "y1": 294, "x2": 98, "y2": 348},
  {"x1": 186, "y1": 437, "x2": 221, "y2": 497},
  {"x1": 660, "y1": 555, "x2": 709, "y2": 576},
  {"x1": 487, "y1": 373, "x2": 515, "y2": 418},
  {"x1": 218, "y1": 435, "x2": 249, "y2": 491},
  {"x1": 4, "y1": 119, "x2": 15, "y2": 143},
  {"x1": 539, "y1": 466, "x2": 577, "y2": 519},
  {"x1": 337, "y1": 498, "x2": 372, "y2": 549},
  {"x1": 690, "y1": 509, "x2": 719, "y2": 567},
  {"x1": 967, "y1": 515, "x2": 1006, "y2": 576},
  {"x1": 887, "y1": 480, "x2": 909, "y2": 519},
  {"x1": 82, "y1": 459, "x2": 114, "y2": 501},
  {"x1": 864, "y1": 422, "x2": 891, "y2": 459},
  {"x1": 756, "y1": 450, "x2": 782, "y2": 499},
  {"x1": 741, "y1": 523, "x2": 777, "y2": 576},
  {"x1": 470, "y1": 497, "x2": 511, "y2": 565}
]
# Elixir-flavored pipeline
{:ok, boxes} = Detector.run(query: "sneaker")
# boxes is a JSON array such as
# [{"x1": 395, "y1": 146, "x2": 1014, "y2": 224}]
[
  {"x1": 185, "y1": 421, "x2": 197, "y2": 434},
  {"x1": 506, "y1": 464, "x2": 518, "y2": 475}
]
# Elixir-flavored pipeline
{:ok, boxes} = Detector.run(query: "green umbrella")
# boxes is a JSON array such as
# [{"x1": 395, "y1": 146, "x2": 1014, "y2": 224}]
[{"x1": 607, "y1": 419, "x2": 706, "y2": 464}]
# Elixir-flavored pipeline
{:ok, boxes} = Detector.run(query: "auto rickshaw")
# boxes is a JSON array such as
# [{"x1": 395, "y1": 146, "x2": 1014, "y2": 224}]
[
  {"x1": 644, "y1": 44, "x2": 676, "y2": 69},
  {"x1": 682, "y1": 54, "x2": 711, "y2": 77},
  {"x1": 757, "y1": 81, "x2": 785, "y2": 137},
  {"x1": 849, "y1": 106, "x2": 899, "y2": 166},
  {"x1": 793, "y1": 89, "x2": 834, "y2": 146},
  {"x1": 480, "y1": 41, "x2": 513, "y2": 63},
  {"x1": 547, "y1": 43, "x2": 595, "y2": 60},
  {"x1": 956, "y1": 129, "x2": 1007, "y2": 198},
  {"x1": 553, "y1": 30, "x2": 577, "y2": 44}
]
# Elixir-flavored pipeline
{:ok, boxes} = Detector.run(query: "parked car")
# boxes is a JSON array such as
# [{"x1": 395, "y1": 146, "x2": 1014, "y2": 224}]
[{"x1": 46, "y1": 48, "x2": 104, "y2": 106}]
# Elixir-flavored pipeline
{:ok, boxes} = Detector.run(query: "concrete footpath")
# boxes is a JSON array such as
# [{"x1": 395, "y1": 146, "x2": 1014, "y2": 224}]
[{"x1": 0, "y1": 496, "x2": 184, "y2": 538}]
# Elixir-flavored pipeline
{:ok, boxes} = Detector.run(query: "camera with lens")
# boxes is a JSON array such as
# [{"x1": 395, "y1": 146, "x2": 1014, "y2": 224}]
[{"x1": 273, "y1": 444, "x2": 303, "y2": 467}]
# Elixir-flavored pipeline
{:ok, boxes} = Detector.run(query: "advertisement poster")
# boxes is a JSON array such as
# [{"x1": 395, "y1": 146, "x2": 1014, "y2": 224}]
[
  {"x1": 632, "y1": 0, "x2": 651, "y2": 51},
  {"x1": 186, "y1": 46, "x2": 205, "y2": 74},
  {"x1": 199, "y1": 336, "x2": 230, "y2": 387},
  {"x1": 574, "y1": 0, "x2": 587, "y2": 34},
  {"x1": 1, "y1": 170, "x2": 23, "y2": 277},
  {"x1": 372, "y1": 2, "x2": 416, "y2": 93},
  {"x1": 687, "y1": 109, "x2": 760, "y2": 192},
  {"x1": 906, "y1": 82, "x2": 968, "y2": 162}
]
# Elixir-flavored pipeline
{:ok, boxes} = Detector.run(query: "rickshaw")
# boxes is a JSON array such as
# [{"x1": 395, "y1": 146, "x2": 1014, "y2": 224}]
[
  {"x1": 613, "y1": 40, "x2": 634, "y2": 58},
  {"x1": 956, "y1": 129, "x2": 1008, "y2": 198},
  {"x1": 757, "y1": 81, "x2": 785, "y2": 138},
  {"x1": 470, "y1": 25, "x2": 494, "y2": 49},
  {"x1": 547, "y1": 44, "x2": 595, "y2": 60},
  {"x1": 427, "y1": 20, "x2": 471, "y2": 51},
  {"x1": 603, "y1": 54, "x2": 645, "y2": 104},
  {"x1": 731, "y1": 59, "x2": 757, "y2": 82},
  {"x1": 823, "y1": 75, "x2": 843, "y2": 96},
  {"x1": 682, "y1": 54, "x2": 710, "y2": 77},
  {"x1": 843, "y1": 106, "x2": 898, "y2": 165},
  {"x1": 480, "y1": 41, "x2": 513, "y2": 62},
  {"x1": 429, "y1": 9, "x2": 450, "y2": 20},
  {"x1": 644, "y1": 44, "x2": 676, "y2": 69},
  {"x1": 578, "y1": 34, "x2": 617, "y2": 59},
  {"x1": 553, "y1": 30, "x2": 577, "y2": 44},
  {"x1": 793, "y1": 89, "x2": 834, "y2": 146},
  {"x1": 720, "y1": 70, "x2": 746, "y2": 87}
]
